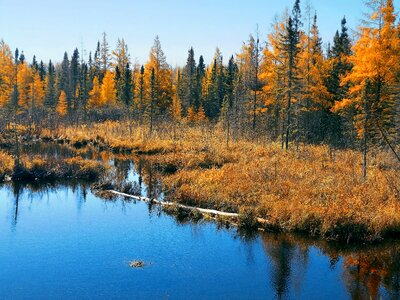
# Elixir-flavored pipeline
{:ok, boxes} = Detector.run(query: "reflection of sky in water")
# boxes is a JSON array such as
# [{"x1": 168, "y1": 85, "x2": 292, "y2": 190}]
[
  {"x1": 1, "y1": 143, "x2": 399, "y2": 299},
  {"x1": 0, "y1": 184, "x2": 344, "y2": 299},
  {"x1": 126, "y1": 161, "x2": 165, "y2": 201},
  {"x1": 0, "y1": 184, "x2": 399, "y2": 299},
  {"x1": 18, "y1": 143, "x2": 165, "y2": 200}
]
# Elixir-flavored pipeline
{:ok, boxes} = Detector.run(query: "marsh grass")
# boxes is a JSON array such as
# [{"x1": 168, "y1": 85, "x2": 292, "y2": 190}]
[
  {"x1": 39, "y1": 121, "x2": 400, "y2": 242},
  {"x1": 11, "y1": 155, "x2": 106, "y2": 182},
  {"x1": 0, "y1": 151, "x2": 14, "y2": 180}
]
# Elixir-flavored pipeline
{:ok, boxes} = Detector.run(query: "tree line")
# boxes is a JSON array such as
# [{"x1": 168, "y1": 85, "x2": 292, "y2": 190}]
[{"x1": 0, "y1": 0, "x2": 399, "y2": 161}]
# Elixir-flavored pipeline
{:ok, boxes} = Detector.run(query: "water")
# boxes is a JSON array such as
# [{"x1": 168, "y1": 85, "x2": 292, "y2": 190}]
[{"x1": 1, "y1": 144, "x2": 400, "y2": 299}]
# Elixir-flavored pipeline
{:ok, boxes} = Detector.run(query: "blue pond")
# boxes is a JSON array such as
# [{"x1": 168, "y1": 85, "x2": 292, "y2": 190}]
[{"x1": 0, "y1": 158, "x2": 399, "y2": 299}]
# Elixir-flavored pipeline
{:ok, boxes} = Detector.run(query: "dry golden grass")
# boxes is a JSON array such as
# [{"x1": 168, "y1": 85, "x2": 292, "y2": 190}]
[
  {"x1": 41, "y1": 121, "x2": 400, "y2": 242},
  {"x1": 0, "y1": 150, "x2": 14, "y2": 178},
  {"x1": 11, "y1": 155, "x2": 106, "y2": 182}
]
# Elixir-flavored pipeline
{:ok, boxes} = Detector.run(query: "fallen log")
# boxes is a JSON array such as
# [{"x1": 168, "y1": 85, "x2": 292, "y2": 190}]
[{"x1": 106, "y1": 190, "x2": 269, "y2": 225}]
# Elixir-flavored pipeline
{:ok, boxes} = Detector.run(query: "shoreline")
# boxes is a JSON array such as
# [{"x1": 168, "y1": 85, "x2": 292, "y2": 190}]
[{"x1": 1, "y1": 123, "x2": 399, "y2": 244}]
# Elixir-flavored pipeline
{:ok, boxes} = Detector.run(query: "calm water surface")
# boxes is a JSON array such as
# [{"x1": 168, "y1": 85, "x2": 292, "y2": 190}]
[{"x1": 0, "y1": 145, "x2": 399, "y2": 299}]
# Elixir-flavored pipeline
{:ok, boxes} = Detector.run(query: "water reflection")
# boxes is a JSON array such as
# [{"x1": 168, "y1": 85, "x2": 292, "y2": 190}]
[
  {"x1": 2, "y1": 179, "x2": 400, "y2": 299},
  {"x1": 258, "y1": 233, "x2": 400, "y2": 300},
  {"x1": 2, "y1": 143, "x2": 400, "y2": 299},
  {"x1": 260, "y1": 234, "x2": 308, "y2": 299},
  {"x1": 11, "y1": 183, "x2": 21, "y2": 231},
  {"x1": 342, "y1": 247, "x2": 400, "y2": 299}
]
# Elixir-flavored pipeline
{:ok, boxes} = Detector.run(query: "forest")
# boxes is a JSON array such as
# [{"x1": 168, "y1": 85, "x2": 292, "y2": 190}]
[{"x1": 0, "y1": 0, "x2": 399, "y2": 242}]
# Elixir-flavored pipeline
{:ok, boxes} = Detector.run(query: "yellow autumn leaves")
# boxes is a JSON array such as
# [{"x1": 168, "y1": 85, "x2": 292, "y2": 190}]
[{"x1": 87, "y1": 71, "x2": 116, "y2": 108}]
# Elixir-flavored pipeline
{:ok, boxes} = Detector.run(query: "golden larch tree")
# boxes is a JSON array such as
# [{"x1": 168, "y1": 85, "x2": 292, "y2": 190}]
[
  {"x1": 186, "y1": 106, "x2": 196, "y2": 123},
  {"x1": 17, "y1": 62, "x2": 33, "y2": 112},
  {"x1": 170, "y1": 93, "x2": 182, "y2": 122},
  {"x1": 100, "y1": 71, "x2": 116, "y2": 106},
  {"x1": 0, "y1": 40, "x2": 14, "y2": 107},
  {"x1": 260, "y1": 17, "x2": 287, "y2": 139},
  {"x1": 333, "y1": 0, "x2": 400, "y2": 176},
  {"x1": 57, "y1": 90, "x2": 68, "y2": 116},
  {"x1": 31, "y1": 72, "x2": 45, "y2": 108},
  {"x1": 144, "y1": 36, "x2": 173, "y2": 111},
  {"x1": 196, "y1": 105, "x2": 207, "y2": 123},
  {"x1": 88, "y1": 76, "x2": 101, "y2": 108}
]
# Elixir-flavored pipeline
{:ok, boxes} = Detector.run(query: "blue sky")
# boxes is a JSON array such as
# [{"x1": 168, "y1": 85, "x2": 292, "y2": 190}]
[{"x1": 0, "y1": 0, "x2": 398, "y2": 66}]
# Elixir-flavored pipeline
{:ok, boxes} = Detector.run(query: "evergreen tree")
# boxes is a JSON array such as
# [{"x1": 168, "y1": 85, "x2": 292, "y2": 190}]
[
  {"x1": 11, "y1": 48, "x2": 19, "y2": 109},
  {"x1": 280, "y1": 0, "x2": 303, "y2": 149},
  {"x1": 31, "y1": 55, "x2": 39, "y2": 72},
  {"x1": 182, "y1": 47, "x2": 197, "y2": 111},
  {"x1": 175, "y1": 68, "x2": 185, "y2": 110},
  {"x1": 79, "y1": 63, "x2": 90, "y2": 112},
  {"x1": 70, "y1": 48, "x2": 80, "y2": 111},
  {"x1": 138, "y1": 65, "x2": 145, "y2": 117},
  {"x1": 205, "y1": 58, "x2": 220, "y2": 118},
  {"x1": 329, "y1": 17, "x2": 352, "y2": 102},
  {"x1": 196, "y1": 55, "x2": 206, "y2": 108},
  {"x1": 121, "y1": 63, "x2": 133, "y2": 107},
  {"x1": 325, "y1": 17, "x2": 353, "y2": 146},
  {"x1": 19, "y1": 51, "x2": 25, "y2": 64},
  {"x1": 249, "y1": 34, "x2": 263, "y2": 131},
  {"x1": 59, "y1": 52, "x2": 70, "y2": 110},
  {"x1": 226, "y1": 55, "x2": 237, "y2": 108},
  {"x1": 93, "y1": 41, "x2": 101, "y2": 80},
  {"x1": 44, "y1": 60, "x2": 56, "y2": 108},
  {"x1": 39, "y1": 60, "x2": 46, "y2": 81},
  {"x1": 14, "y1": 48, "x2": 19, "y2": 65},
  {"x1": 115, "y1": 65, "x2": 123, "y2": 102}
]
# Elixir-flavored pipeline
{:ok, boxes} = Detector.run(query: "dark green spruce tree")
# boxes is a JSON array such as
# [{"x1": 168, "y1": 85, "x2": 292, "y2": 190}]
[
  {"x1": 58, "y1": 52, "x2": 70, "y2": 110},
  {"x1": 122, "y1": 63, "x2": 133, "y2": 108},
  {"x1": 196, "y1": 55, "x2": 206, "y2": 109},
  {"x1": 280, "y1": 0, "x2": 302, "y2": 150},
  {"x1": 182, "y1": 47, "x2": 197, "y2": 111},
  {"x1": 69, "y1": 48, "x2": 80, "y2": 112},
  {"x1": 44, "y1": 60, "x2": 56, "y2": 109}
]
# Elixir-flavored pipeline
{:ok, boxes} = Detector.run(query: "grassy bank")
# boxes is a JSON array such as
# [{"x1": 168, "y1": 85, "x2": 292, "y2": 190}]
[
  {"x1": 0, "y1": 152, "x2": 105, "y2": 183},
  {"x1": 36, "y1": 122, "x2": 400, "y2": 242}
]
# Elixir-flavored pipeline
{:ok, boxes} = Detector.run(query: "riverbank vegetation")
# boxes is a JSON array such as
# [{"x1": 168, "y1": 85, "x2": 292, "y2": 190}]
[
  {"x1": 0, "y1": 0, "x2": 398, "y2": 242},
  {"x1": 40, "y1": 121, "x2": 398, "y2": 242},
  {"x1": 0, "y1": 149, "x2": 105, "y2": 182}
]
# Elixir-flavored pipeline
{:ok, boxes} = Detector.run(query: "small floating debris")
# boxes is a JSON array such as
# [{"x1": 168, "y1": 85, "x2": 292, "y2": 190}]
[{"x1": 129, "y1": 260, "x2": 146, "y2": 268}]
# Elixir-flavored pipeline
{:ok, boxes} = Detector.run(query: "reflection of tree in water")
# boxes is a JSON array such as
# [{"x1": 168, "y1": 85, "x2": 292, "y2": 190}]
[
  {"x1": 75, "y1": 183, "x2": 89, "y2": 213},
  {"x1": 8, "y1": 181, "x2": 90, "y2": 230},
  {"x1": 104, "y1": 156, "x2": 163, "y2": 200},
  {"x1": 258, "y1": 232, "x2": 400, "y2": 300},
  {"x1": 260, "y1": 233, "x2": 309, "y2": 300},
  {"x1": 11, "y1": 183, "x2": 22, "y2": 231},
  {"x1": 133, "y1": 158, "x2": 164, "y2": 200},
  {"x1": 342, "y1": 246, "x2": 400, "y2": 300},
  {"x1": 113, "y1": 158, "x2": 131, "y2": 188}
]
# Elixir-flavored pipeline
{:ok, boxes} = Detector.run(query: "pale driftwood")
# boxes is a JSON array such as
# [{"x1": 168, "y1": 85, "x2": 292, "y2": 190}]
[{"x1": 107, "y1": 190, "x2": 268, "y2": 224}]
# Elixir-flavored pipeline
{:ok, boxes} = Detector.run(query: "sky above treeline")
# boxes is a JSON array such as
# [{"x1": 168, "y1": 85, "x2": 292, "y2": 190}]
[{"x1": 0, "y1": 0, "x2": 399, "y2": 66}]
